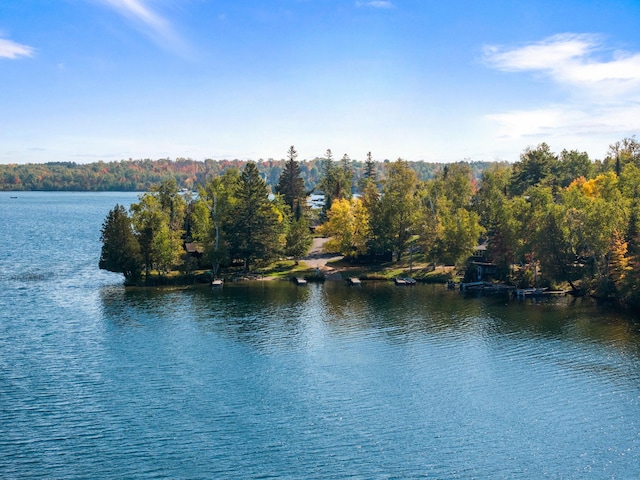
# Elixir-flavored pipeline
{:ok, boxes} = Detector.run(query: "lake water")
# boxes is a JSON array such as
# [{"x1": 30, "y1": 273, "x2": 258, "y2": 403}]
[{"x1": 1, "y1": 192, "x2": 640, "y2": 479}]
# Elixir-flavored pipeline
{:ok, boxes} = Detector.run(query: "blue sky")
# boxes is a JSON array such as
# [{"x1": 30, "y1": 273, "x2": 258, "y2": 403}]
[{"x1": 2, "y1": 0, "x2": 640, "y2": 164}]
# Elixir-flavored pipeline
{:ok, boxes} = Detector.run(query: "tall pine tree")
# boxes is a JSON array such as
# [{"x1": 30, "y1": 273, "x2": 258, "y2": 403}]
[
  {"x1": 228, "y1": 162, "x2": 284, "y2": 270},
  {"x1": 275, "y1": 145, "x2": 306, "y2": 214}
]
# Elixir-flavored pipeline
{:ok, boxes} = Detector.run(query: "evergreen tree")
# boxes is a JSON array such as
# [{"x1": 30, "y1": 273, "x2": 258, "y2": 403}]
[
  {"x1": 359, "y1": 152, "x2": 378, "y2": 195},
  {"x1": 341, "y1": 153, "x2": 353, "y2": 197},
  {"x1": 275, "y1": 145, "x2": 306, "y2": 213},
  {"x1": 319, "y1": 149, "x2": 336, "y2": 216},
  {"x1": 285, "y1": 212, "x2": 313, "y2": 263},
  {"x1": 99, "y1": 204, "x2": 142, "y2": 282},
  {"x1": 510, "y1": 143, "x2": 558, "y2": 196},
  {"x1": 228, "y1": 162, "x2": 284, "y2": 270},
  {"x1": 319, "y1": 148, "x2": 353, "y2": 218},
  {"x1": 364, "y1": 151, "x2": 376, "y2": 181}
]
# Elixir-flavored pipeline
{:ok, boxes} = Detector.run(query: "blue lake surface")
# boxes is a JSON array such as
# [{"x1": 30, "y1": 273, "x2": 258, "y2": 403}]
[{"x1": 1, "y1": 191, "x2": 640, "y2": 478}]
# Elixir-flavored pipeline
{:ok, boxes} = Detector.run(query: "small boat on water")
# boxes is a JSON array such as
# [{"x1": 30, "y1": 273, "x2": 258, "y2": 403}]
[
  {"x1": 348, "y1": 277, "x2": 361, "y2": 286},
  {"x1": 294, "y1": 277, "x2": 307, "y2": 286},
  {"x1": 211, "y1": 279, "x2": 223, "y2": 288}
]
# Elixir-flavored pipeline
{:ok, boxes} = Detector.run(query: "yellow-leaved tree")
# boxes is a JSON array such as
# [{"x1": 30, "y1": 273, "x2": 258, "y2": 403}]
[{"x1": 316, "y1": 197, "x2": 370, "y2": 258}]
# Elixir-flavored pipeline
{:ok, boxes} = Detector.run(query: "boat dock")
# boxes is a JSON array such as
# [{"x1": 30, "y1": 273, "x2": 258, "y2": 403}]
[
  {"x1": 459, "y1": 281, "x2": 514, "y2": 293},
  {"x1": 515, "y1": 288, "x2": 566, "y2": 298}
]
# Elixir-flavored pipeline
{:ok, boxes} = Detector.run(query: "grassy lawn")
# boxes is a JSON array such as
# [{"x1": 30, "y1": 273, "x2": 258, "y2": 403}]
[{"x1": 136, "y1": 254, "x2": 459, "y2": 286}]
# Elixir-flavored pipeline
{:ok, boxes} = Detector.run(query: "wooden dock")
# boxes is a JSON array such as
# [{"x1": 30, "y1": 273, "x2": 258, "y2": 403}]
[{"x1": 515, "y1": 288, "x2": 566, "y2": 298}]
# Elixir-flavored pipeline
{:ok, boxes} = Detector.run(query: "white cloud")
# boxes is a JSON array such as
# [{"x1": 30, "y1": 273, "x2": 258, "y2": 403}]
[
  {"x1": 96, "y1": 0, "x2": 189, "y2": 56},
  {"x1": 0, "y1": 37, "x2": 34, "y2": 59},
  {"x1": 356, "y1": 1, "x2": 394, "y2": 8},
  {"x1": 487, "y1": 108, "x2": 566, "y2": 139},
  {"x1": 483, "y1": 34, "x2": 640, "y2": 153},
  {"x1": 483, "y1": 34, "x2": 596, "y2": 72},
  {"x1": 484, "y1": 33, "x2": 640, "y2": 96}
]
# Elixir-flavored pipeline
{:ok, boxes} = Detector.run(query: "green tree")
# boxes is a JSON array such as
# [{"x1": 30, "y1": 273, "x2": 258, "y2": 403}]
[
  {"x1": 364, "y1": 151, "x2": 376, "y2": 181},
  {"x1": 510, "y1": 143, "x2": 558, "y2": 195},
  {"x1": 318, "y1": 148, "x2": 352, "y2": 217},
  {"x1": 340, "y1": 153, "x2": 353, "y2": 197},
  {"x1": 437, "y1": 162, "x2": 475, "y2": 210},
  {"x1": 195, "y1": 169, "x2": 241, "y2": 275},
  {"x1": 473, "y1": 163, "x2": 517, "y2": 279},
  {"x1": 436, "y1": 204, "x2": 484, "y2": 267},
  {"x1": 99, "y1": 204, "x2": 142, "y2": 282},
  {"x1": 555, "y1": 149, "x2": 593, "y2": 188},
  {"x1": 532, "y1": 202, "x2": 580, "y2": 289},
  {"x1": 275, "y1": 145, "x2": 306, "y2": 213},
  {"x1": 603, "y1": 137, "x2": 640, "y2": 175},
  {"x1": 369, "y1": 159, "x2": 420, "y2": 260},
  {"x1": 153, "y1": 177, "x2": 186, "y2": 231},
  {"x1": 285, "y1": 212, "x2": 313, "y2": 262},
  {"x1": 130, "y1": 193, "x2": 182, "y2": 278},
  {"x1": 228, "y1": 162, "x2": 284, "y2": 270}
]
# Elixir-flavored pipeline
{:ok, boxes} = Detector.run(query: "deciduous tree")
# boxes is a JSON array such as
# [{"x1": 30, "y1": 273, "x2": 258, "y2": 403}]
[
  {"x1": 369, "y1": 159, "x2": 420, "y2": 260},
  {"x1": 317, "y1": 197, "x2": 370, "y2": 257}
]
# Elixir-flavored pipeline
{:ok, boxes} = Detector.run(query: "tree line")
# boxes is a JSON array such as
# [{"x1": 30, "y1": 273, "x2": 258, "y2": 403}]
[
  {"x1": 99, "y1": 139, "x2": 640, "y2": 310},
  {"x1": 1, "y1": 156, "x2": 493, "y2": 192}
]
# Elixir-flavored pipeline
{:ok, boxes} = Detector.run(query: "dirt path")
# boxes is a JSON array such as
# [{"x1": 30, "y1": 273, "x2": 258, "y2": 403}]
[{"x1": 302, "y1": 238, "x2": 344, "y2": 280}]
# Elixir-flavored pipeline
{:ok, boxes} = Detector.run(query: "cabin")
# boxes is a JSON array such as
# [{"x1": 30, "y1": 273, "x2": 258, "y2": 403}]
[
  {"x1": 471, "y1": 261, "x2": 498, "y2": 281},
  {"x1": 184, "y1": 242, "x2": 204, "y2": 259},
  {"x1": 468, "y1": 242, "x2": 497, "y2": 281}
]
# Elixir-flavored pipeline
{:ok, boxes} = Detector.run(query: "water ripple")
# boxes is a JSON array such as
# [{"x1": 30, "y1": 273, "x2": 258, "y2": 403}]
[{"x1": 2, "y1": 194, "x2": 640, "y2": 478}]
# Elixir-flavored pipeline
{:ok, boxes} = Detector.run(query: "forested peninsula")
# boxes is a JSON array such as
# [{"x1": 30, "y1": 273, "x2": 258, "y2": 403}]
[{"x1": 96, "y1": 140, "x2": 640, "y2": 311}]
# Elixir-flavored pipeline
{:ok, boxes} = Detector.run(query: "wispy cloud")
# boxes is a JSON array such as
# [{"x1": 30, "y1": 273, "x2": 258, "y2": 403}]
[
  {"x1": 356, "y1": 1, "x2": 394, "y2": 8},
  {"x1": 483, "y1": 34, "x2": 640, "y2": 151},
  {"x1": 96, "y1": 0, "x2": 189, "y2": 56},
  {"x1": 0, "y1": 37, "x2": 34, "y2": 59},
  {"x1": 484, "y1": 33, "x2": 640, "y2": 97}
]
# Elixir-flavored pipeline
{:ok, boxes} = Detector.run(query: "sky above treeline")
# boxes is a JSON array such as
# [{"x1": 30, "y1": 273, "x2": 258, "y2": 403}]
[{"x1": 2, "y1": 0, "x2": 640, "y2": 165}]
